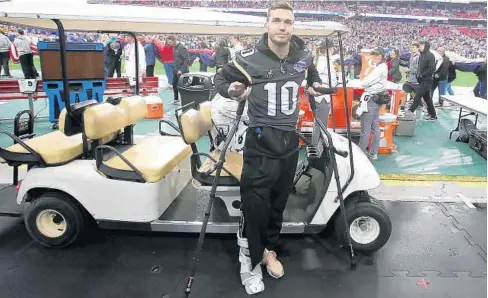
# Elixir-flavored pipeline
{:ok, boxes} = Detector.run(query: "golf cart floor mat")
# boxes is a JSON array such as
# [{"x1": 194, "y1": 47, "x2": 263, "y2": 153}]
[
  {"x1": 159, "y1": 179, "x2": 320, "y2": 224},
  {"x1": 0, "y1": 202, "x2": 485, "y2": 298},
  {"x1": 0, "y1": 184, "x2": 22, "y2": 216}
]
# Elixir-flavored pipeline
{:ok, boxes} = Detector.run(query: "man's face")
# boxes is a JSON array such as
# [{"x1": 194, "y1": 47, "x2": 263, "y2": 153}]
[
  {"x1": 166, "y1": 39, "x2": 175, "y2": 46},
  {"x1": 410, "y1": 45, "x2": 418, "y2": 54},
  {"x1": 125, "y1": 35, "x2": 134, "y2": 44},
  {"x1": 419, "y1": 44, "x2": 425, "y2": 52},
  {"x1": 265, "y1": 8, "x2": 294, "y2": 46}
]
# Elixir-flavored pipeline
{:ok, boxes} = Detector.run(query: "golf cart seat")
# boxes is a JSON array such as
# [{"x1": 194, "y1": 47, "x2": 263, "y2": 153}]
[
  {"x1": 95, "y1": 96, "x2": 192, "y2": 183},
  {"x1": 177, "y1": 101, "x2": 242, "y2": 186},
  {"x1": 0, "y1": 99, "x2": 124, "y2": 167},
  {"x1": 0, "y1": 129, "x2": 84, "y2": 166}
]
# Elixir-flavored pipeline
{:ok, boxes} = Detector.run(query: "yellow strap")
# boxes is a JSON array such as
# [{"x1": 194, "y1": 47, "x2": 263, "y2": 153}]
[{"x1": 232, "y1": 58, "x2": 253, "y2": 85}]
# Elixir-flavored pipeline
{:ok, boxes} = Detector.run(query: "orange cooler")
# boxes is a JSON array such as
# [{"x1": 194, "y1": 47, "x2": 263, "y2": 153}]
[{"x1": 145, "y1": 95, "x2": 163, "y2": 119}]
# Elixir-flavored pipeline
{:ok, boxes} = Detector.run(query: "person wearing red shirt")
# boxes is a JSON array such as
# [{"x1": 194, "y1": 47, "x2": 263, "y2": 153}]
[{"x1": 160, "y1": 37, "x2": 175, "y2": 88}]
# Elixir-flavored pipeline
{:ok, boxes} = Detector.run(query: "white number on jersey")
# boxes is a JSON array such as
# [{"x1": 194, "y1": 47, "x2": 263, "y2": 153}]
[{"x1": 264, "y1": 81, "x2": 300, "y2": 116}]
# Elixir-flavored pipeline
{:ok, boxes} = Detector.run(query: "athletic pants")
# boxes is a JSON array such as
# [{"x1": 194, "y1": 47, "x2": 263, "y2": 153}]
[
  {"x1": 240, "y1": 126, "x2": 299, "y2": 269},
  {"x1": 358, "y1": 100, "x2": 381, "y2": 155},
  {"x1": 311, "y1": 99, "x2": 330, "y2": 146},
  {"x1": 408, "y1": 81, "x2": 437, "y2": 118}
]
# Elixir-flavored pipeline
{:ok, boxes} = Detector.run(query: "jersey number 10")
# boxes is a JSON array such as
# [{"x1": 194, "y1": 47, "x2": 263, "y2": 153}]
[{"x1": 264, "y1": 81, "x2": 300, "y2": 117}]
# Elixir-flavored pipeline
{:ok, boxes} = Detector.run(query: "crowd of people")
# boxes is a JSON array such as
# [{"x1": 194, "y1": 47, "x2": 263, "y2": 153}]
[{"x1": 89, "y1": 0, "x2": 488, "y2": 20}]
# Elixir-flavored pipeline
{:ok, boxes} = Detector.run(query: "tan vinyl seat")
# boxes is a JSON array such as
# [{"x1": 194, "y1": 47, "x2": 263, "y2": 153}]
[
  {"x1": 105, "y1": 135, "x2": 191, "y2": 182},
  {"x1": 199, "y1": 150, "x2": 243, "y2": 181},
  {"x1": 96, "y1": 96, "x2": 192, "y2": 183},
  {"x1": 3, "y1": 130, "x2": 84, "y2": 165},
  {"x1": 179, "y1": 101, "x2": 243, "y2": 181},
  {"x1": 0, "y1": 104, "x2": 123, "y2": 165}
]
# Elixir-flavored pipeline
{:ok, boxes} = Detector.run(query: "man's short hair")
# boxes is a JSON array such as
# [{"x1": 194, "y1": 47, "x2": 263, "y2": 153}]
[
  {"x1": 166, "y1": 35, "x2": 176, "y2": 41},
  {"x1": 18, "y1": 29, "x2": 24, "y2": 35},
  {"x1": 411, "y1": 42, "x2": 420, "y2": 48},
  {"x1": 267, "y1": 1, "x2": 294, "y2": 20}
]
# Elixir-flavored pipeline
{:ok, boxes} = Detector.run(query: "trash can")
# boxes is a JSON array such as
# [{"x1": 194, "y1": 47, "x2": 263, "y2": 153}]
[{"x1": 177, "y1": 72, "x2": 215, "y2": 107}]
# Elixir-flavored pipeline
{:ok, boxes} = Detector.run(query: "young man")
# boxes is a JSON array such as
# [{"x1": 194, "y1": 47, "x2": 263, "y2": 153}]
[
  {"x1": 167, "y1": 35, "x2": 189, "y2": 104},
  {"x1": 14, "y1": 29, "x2": 36, "y2": 79},
  {"x1": 213, "y1": 1, "x2": 323, "y2": 295},
  {"x1": 401, "y1": 42, "x2": 420, "y2": 107},
  {"x1": 123, "y1": 35, "x2": 146, "y2": 89},
  {"x1": 408, "y1": 40, "x2": 437, "y2": 120}
]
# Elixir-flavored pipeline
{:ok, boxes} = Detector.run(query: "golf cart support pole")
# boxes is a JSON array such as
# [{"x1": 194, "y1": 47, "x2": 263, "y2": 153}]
[
  {"x1": 325, "y1": 37, "x2": 336, "y2": 133},
  {"x1": 53, "y1": 19, "x2": 78, "y2": 124},
  {"x1": 336, "y1": 32, "x2": 355, "y2": 200},
  {"x1": 307, "y1": 87, "x2": 356, "y2": 270},
  {"x1": 184, "y1": 98, "x2": 246, "y2": 297}
]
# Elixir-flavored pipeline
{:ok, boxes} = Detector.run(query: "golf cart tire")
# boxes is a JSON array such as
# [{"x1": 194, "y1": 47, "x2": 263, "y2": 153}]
[
  {"x1": 334, "y1": 201, "x2": 392, "y2": 253},
  {"x1": 25, "y1": 192, "x2": 85, "y2": 248}
]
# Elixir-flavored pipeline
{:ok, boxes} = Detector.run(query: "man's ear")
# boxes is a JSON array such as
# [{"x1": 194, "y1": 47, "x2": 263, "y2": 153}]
[{"x1": 264, "y1": 22, "x2": 268, "y2": 31}]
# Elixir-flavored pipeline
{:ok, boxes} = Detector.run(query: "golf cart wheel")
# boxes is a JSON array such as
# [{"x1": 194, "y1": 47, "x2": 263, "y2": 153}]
[
  {"x1": 25, "y1": 192, "x2": 84, "y2": 248},
  {"x1": 335, "y1": 201, "x2": 391, "y2": 253}
]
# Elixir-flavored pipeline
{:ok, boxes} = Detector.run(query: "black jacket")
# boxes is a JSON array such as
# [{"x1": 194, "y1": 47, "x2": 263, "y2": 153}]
[
  {"x1": 173, "y1": 42, "x2": 189, "y2": 74},
  {"x1": 435, "y1": 55, "x2": 450, "y2": 81},
  {"x1": 475, "y1": 63, "x2": 487, "y2": 82},
  {"x1": 388, "y1": 57, "x2": 402, "y2": 83},
  {"x1": 447, "y1": 60, "x2": 456, "y2": 83},
  {"x1": 214, "y1": 33, "x2": 321, "y2": 98},
  {"x1": 214, "y1": 46, "x2": 230, "y2": 68},
  {"x1": 416, "y1": 41, "x2": 436, "y2": 84}
]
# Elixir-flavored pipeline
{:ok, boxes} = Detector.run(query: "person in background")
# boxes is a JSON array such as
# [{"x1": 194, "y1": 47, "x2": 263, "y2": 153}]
[
  {"x1": 160, "y1": 37, "x2": 175, "y2": 89},
  {"x1": 214, "y1": 38, "x2": 230, "y2": 72},
  {"x1": 357, "y1": 48, "x2": 388, "y2": 160},
  {"x1": 229, "y1": 36, "x2": 243, "y2": 60},
  {"x1": 123, "y1": 34, "x2": 146, "y2": 90},
  {"x1": 0, "y1": 29, "x2": 12, "y2": 78},
  {"x1": 387, "y1": 48, "x2": 402, "y2": 83},
  {"x1": 246, "y1": 36, "x2": 256, "y2": 49},
  {"x1": 443, "y1": 59, "x2": 456, "y2": 96},
  {"x1": 402, "y1": 42, "x2": 421, "y2": 107},
  {"x1": 14, "y1": 29, "x2": 36, "y2": 79},
  {"x1": 106, "y1": 38, "x2": 122, "y2": 78},
  {"x1": 473, "y1": 57, "x2": 487, "y2": 99},
  {"x1": 199, "y1": 41, "x2": 210, "y2": 72},
  {"x1": 433, "y1": 47, "x2": 449, "y2": 106},
  {"x1": 144, "y1": 36, "x2": 156, "y2": 77},
  {"x1": 168, "y1": 35, "x2": 189, "y2": 104},
  {"x1": 312, "y1": 39, "x2": 337, "y2": 145},
  {"x1": 408, "y1": 40, "x2": 437, "y2": 120}
]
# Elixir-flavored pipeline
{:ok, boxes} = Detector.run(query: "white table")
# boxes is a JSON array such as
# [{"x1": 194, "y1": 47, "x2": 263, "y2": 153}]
[{"x1": 440, "y1": 95, "x2": 487, "y2": 139}]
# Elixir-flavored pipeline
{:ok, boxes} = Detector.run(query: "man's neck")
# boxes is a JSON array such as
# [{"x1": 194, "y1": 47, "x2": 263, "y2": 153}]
[{"x1": 268, "y1": 39, "x2": 290, "y2": 59}]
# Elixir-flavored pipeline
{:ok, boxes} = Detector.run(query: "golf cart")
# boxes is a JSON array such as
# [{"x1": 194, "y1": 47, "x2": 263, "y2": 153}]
[{"x1": 0, "y1": 1, "x2": 391, "y2": 292}]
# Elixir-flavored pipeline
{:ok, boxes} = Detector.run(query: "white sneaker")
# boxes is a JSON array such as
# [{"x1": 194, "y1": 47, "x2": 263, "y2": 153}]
[{"x1": 237, "y1": 233, "x2": 265, "y2": 295}]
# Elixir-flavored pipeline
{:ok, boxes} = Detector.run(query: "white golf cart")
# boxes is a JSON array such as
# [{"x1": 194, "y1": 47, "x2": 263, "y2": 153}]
[{"x1": 0, "y1": 1, "x2": 391, "y2": 284}]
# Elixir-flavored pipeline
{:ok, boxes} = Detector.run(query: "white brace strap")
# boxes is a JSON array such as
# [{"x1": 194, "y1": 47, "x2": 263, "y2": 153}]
[{"x1": 238, "y1": 232, "x2": 265, "y2": 295}]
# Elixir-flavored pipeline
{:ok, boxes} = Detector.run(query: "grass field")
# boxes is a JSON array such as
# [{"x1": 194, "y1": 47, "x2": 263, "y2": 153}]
[{"x1": 7, "y1": 56, "x2": 479, "y2": 87}]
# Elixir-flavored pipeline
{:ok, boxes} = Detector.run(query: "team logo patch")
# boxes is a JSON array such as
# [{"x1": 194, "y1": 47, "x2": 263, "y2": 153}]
[{"x1": 293, "y1": 60, "x2": 308, "y2": 72}]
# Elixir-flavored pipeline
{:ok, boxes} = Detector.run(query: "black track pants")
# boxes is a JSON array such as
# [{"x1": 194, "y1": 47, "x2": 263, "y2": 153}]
[{"x1": 240, "y1": 126, "x2": 299, "y2": 268}]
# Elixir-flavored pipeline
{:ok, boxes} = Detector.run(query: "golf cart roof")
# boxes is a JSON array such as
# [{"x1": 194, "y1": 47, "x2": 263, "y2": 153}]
[{"x1": 0, "y1": 0, "x2": 349, "y2": 36}]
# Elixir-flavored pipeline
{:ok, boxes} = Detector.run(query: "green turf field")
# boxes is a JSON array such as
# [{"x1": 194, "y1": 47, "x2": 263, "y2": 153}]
[{"x1": 7, "y1": 56, "x2": 479, "y2": 87}]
